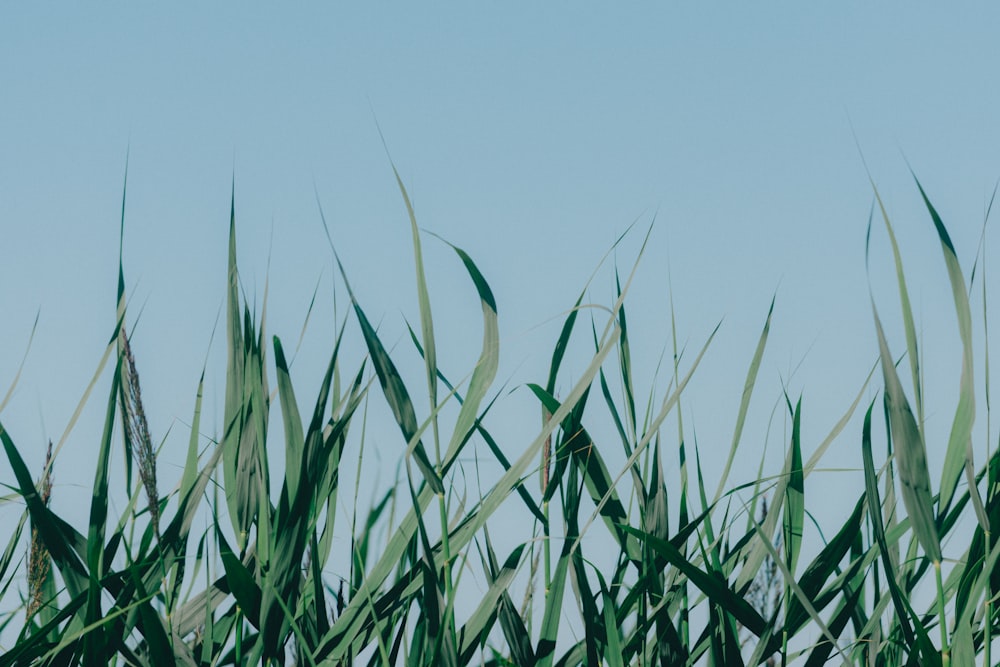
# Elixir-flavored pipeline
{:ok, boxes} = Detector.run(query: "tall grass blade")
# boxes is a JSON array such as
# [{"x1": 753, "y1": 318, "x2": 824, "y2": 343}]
[
  {"x1": 221, "y1": 193, "x2": 251, "y2": 551},
  {"x1": 0, "y1": 312, "x2": 38, "y2": 415},
  {"x1": 866, "y1": 168, "x2": 924, "y2": 430},
  {"x1": 872, "y1": 303, "x2": 941, "y2": 563},
  {"x1": 316, "y1": 317, "x2": 622, "y2": 663},
  {"x1": 383, "y1": 144, "x2": 442, "y2": 466},
  {"x1": 861, "y1": 399, "x2": 931, "y2": 654},
  {"x1": 714, "y1": 296, "x2": 774, "y2": 503},
  {"x1": 460, "y1": 538, "x2": 527, "y2": 663},
  {"x1": 783, "y1": 398, "x2": 805, "y2": 576},
  {"x1": 749, "y1": 518, "x2": 852, "y2": 667},
  {"x1": 82, "y1": 360, "x2": 123, "y2": 665},
  {"x1": 274, "y1": 337, "x2": 305, "y2": 506},
  {"x1": 326, "y1": 238, "x2": 443, "y2": 495},
  {"x1": 912, "y1": 175, "x2": 978, "y2": 515}
]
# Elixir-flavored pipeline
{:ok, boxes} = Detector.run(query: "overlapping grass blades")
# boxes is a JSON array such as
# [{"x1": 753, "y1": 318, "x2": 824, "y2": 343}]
[{"x1": 3, "y1": 169, "x2": 1000, "y2": 665}]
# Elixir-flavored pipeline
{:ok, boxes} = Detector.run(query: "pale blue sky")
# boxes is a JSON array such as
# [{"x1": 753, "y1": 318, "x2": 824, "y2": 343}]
[{"x1": 2, "y1": 4, "x2": 1000, "y2": 601}]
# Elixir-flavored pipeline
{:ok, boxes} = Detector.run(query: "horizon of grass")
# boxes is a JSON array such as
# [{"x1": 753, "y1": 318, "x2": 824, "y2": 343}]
[{"x1": 0, "y1": 170, "x2": 998, "y2": 665}]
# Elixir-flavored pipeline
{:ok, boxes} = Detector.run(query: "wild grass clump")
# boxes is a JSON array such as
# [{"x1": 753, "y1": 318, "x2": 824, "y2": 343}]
[{"x1": 1, "y1": 170, "x2": 999, "y2": 665}]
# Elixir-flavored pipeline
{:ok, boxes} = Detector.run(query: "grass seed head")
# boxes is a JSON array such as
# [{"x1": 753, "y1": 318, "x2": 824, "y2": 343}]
[
  {"x1": 119, "y1": 326, "x2": 161, "y2": 542},
  {"x1": 26, "y1": 440, "x2": 53, "y2": 619}
]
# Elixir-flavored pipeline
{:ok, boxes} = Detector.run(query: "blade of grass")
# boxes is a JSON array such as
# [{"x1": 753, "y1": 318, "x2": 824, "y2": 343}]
[
  {"x1": 912, "y1": 175, "x2": 978, "y2": 517},
  {"x1": 0, "y1": 311, "x2": 38, "y2": 415},
  {"x1": 872, "y1": 303, "x2": 941, "y2": 564},
  {"x1": 620, "y1": 524, "x2": 766, "y2": 637},
  {"x1": 714, "y1": 297, "x2": 774, "y2": 503}
]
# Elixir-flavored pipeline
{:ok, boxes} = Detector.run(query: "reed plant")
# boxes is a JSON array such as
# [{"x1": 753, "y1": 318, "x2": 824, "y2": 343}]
[{"x1": 1, "y1": 170, "x2": 999, "y2": 665}]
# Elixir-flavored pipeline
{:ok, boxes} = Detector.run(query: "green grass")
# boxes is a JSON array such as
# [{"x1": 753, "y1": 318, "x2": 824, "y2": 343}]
[{"x1": 1, "y1": 171, "x2": 999, "y2": 665}]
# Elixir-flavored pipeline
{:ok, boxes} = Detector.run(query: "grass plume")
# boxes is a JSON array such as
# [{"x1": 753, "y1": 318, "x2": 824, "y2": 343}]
[
  {"x1": 25, "y1": 441, "x2": 53, "y2": 620},
  {"x1": 118, "y1": 325, "x2": 161, "y2": 543}
]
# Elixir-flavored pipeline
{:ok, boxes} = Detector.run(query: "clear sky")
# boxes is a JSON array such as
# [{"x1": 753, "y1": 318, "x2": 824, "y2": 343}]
[{"x1": 2, "y1": 3, "x2": 1000, "y2": 618}]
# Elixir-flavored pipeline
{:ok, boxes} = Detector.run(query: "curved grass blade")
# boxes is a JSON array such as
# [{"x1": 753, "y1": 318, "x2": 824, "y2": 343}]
[
  {"x1": 620, "y1": 524, "x2": 766, "y2": 637},
  {"x1": 527, "y1": 384, "x2": 637, "y2": 560},
  {"x1": 575, "y1": 323, "x2": 719, "y2": 558},
  {"x1": 0, "y1": 311, "x2": 38, "y2": 415},
  {"x1": 315, "y1": 317, "x2": 622, "y2": 663},
  {"x1": 404, "y1": 320, "x2": 545, "y2": 523},
  {"x1": 864, "y1": 161, "x2": 924, "y2": 431},
  {"x1": 381, "y1": 141, "x2": 442, "y2": 466},
  {"x1": 459, "y1": 538, "x2": 527, "y2": 662},
  {"x1": 872, "y1": 302, "x2": 941, "y2": 563},
  {"x1": 440, "y1": 242, "x2": 500, "y2": 468},
  {"x1": 325, "y1": 232, "x2": 443, "y2": 494},
  {"x1": 216, "y1": 527, "x2": 261, "y2": 630},
  {"x1": 912, "y1": 175, "x2": 978, "y2": 516},
  {"x1": 748, "y1": 518, "x2": 852, "y2": 667},
  {"x1": 781, "y1": 496, "x2": 866, "y2": 638},
  {"x1": 126, "y1": 567, "x2": 175, "y2": 666},
  {"x1": 860, "y1": 399, "x2": 937, "y2": 654},
  {"x1": 714, "y1": 296, "x2": 774, "y2": 503}
]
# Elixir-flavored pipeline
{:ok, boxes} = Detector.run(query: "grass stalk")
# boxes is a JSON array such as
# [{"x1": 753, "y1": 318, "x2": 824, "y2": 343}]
[{"x1": 936, "y1": 560, "x2": 949, "y2": 666}]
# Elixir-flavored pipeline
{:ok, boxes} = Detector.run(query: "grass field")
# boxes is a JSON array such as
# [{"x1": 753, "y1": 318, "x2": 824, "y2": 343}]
[{"x1": 1, "y1": 171, "x2": 998, "y2": 666}]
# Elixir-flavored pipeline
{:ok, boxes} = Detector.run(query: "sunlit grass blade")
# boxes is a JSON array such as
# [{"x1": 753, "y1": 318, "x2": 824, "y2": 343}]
[
  {"x1": 864, "y1": 164, "x2": 924, "y2": 430},
  {"x1": 459, "y1": 537, "x2": 526, "y2": 663},
  {"x1": 177, "y1": 371, "x2": 206, "y2": 521},
  {"x1": 804, "y1": 362, "x2": 876, "y2": 475},
  {"x1": 274, "y1": 337, "x2": 305, "y2": 504},
  {"x1": 440, "y1": 242, "x2": 499, "y2": 468},
  {"x1": 861, "y1": 399, "x2": 932, "y2": 654},
  {"x1": 714, "y1": 296, "x2": 774, "y2": 504},
  {"x1": 0, "y1": 312, "x2": 38, "y2": 416},
  {"x1": 384, "y1": 148, "x2": 441, "y2": 463},
  {"x1": 912, "y1": 175, "x2": 978, "y2": 516},
  {"x1": 872, "y1": 303, "x2": 941, "y2": 565},
  {"x1": 646, "y1": 437, "x2": 669, "y2": 542}
]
